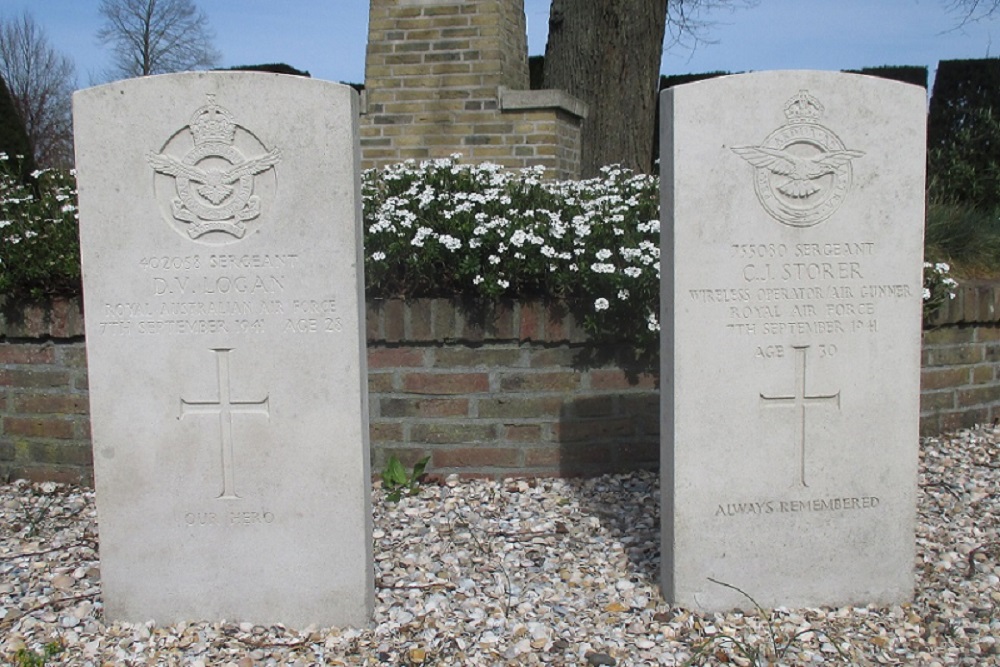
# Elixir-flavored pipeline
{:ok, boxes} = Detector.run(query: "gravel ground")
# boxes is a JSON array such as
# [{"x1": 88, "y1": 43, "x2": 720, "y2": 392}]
[{"x1": 1, "y1": 426, "x2": 998, "y2": 666}]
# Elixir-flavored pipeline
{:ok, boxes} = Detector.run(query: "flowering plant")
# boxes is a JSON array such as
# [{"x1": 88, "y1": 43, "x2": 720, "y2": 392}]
[
  {"x1": 363, "y1": 157, "x2": 661, "y2": 354},
  {"x1": 922, "y1": 261, "x2": 959, "y2": 323},
  {"x1": 0, "y1": 154, "x2": 80, "y2": 300}
]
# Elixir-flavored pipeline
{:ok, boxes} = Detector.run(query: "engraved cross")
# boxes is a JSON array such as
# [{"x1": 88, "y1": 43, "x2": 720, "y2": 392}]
[
  {"x1": 759, "y1": 345, "x2": 840, "y2": 487},
  {"x1": 180, "y1": 348, "x2": 269, "y2": 500}
]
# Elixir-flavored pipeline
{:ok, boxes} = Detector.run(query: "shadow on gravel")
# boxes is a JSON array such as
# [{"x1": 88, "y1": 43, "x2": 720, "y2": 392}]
[{"x1": 565, "y1": 471, "x2": 662, "y2": 587}]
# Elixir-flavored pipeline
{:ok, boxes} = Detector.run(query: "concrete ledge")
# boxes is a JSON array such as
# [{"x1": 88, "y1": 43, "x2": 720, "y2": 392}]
[{"x1": 498, "y1": 87, "x2": 588, "y2": 119}]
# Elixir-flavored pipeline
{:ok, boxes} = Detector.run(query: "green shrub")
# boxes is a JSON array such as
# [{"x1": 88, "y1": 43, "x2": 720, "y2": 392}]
[
  {"x1": 928, "y1": 58, "x2": 1000, "y2": 209},
  {"x1": 363, "y1": 158, "x2": 661, "y2": 354},
  {"x1": 925, "y1": 200, "x2": 1000, "y2": 275},
  {"x1": 0, "y1": 155, "x2": 960, "y2": 349},
  {"x1": 0, "y1": 74, "x2": 36, "y2": 184},
  {"x1": 0, "y1": 155, "x2": 79, "y2": 300}
]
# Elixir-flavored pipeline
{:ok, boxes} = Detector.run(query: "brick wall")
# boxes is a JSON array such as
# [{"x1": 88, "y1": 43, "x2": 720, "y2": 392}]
[
  {"x1": 360, "y1": 0, "x2": 586, "y2": 178},
  {"x1": 0, "y1": 299, "x2": 90, "y2": 484},
  {"x1": 4, "y1": 291, "x2": 999, "y2": 484},
  {"x1": 920, "y1": 280, "x2": 1000, "y2": 435}
]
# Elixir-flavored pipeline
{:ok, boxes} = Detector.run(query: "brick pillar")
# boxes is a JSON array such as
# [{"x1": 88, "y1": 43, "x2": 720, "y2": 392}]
[{"x1": 361, "y1": 0, "x2": 530, "y2": 166}]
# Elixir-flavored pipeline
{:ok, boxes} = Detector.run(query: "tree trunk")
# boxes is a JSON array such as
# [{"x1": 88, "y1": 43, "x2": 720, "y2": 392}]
[{"x1": 543, "y1": 0, "x2": 667, "y2": 177}]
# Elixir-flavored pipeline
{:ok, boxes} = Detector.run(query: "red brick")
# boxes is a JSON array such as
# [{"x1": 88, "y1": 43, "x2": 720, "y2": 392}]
[
  {"x1": 487, "y1": 301, "x2": 516, "y2": 339},
  {"x1": 528, "y1": 346, "x2": 577, "y2": 367},
  {"x1": 380, "y1": 397, "x2": 469, "y2": 418},
  {"x1": 939, "y1": 408, "x2": 989, "y2": 433},
  {"x1": 11, "y1": 466, "x2": 89, "y2": 485},
  {"x1": 409, "y1": 298, "x2": 434, "y2": 340},
  {"x1": 519, "y1": 301, "x2": 542, "y2": 340},
  {"x1": 433, "y1": 447, "x2": 520, "y2": 468},
  {"x1": 366, "y1": 302, "x2": 381, "y2": 341},
  {"x1": 13, "y1": 394, "x2": 89, "y2": 415},
  {"x1": 617, "y1": 440, "x2": 659, "y2": 466},
  {"x1": 919, "y1": 414, "x2": 941, "y2": 438},
  {"x1": 375, "y1": 447, "x2": 430, "y2": 471},
  {"x1": 501, "y1": 424, "x2": 543, "y2": 442},
  {"x1": 545, "y1": 302, "x2": 571, "y2": 342},
  {"x1": 58, "y1": 346, "x2": 88, "y2": 369},
  {"x1": 50, "y1": 298, "x2": 85, "y2": 338},
  {"x1": 523, "y1": 447, "x2": 560, "y2": 468},
  {"x1": 554, "y1": 418, "x2": 635, "y2": 443},
  {"x1": 368, "y1": 347, "x2": 425, "y2": 369},
  {"x1": 410, "y1": 423, "x2": 495, "y2": 444},
  {"x1": 589, "y1": 369, "x2": 658, "y2": 390},
  {"x1": 368, "y1": 372, "x2": 396, "y2": 393},
  {"x1": 928, "y1": 346, "x2": 983, "y2": 367},
  {"x1": 976, "y1": 326, "x2": 1000, "y2": 342},
  {"x1": 384, "y1": 299, "x2": 405, "y2": 342},
  {"x1": 957, "y1": 385, "x2": 1000, "y2": 406},
  {"x1": 433, "y1": 347, "x2": 524, "y2": 368},
  {"x1": 920, "y1": 367, "x2": 969, "y2": 391},
  {"x1": 972, "y1": 365, "x2": 995, "y2": 384},
  {"x1": 499, "y1": 371, "x2": 579, "y2": 392},
  {"x1": 403, "y1": 372, "x2": 489, "y2": 394},
  {"x1": 0, "y1": 344, "x2": 55, "y2": 365},
  {"x1": 478, "y1": 396, "x2": 562, "y2": 419},
  {"x1": 370, "y1": 422, "x2": 403, "y2": 442},
  {"x1": 923, "y1": 326, "x2": 976, "y2": 346},
  {"x1": 4, "y1": 417, "x2": 75, "y2": 439},
  {"x1": 0, "y1": 369, "x2": 71, "y2": 389},
  {"x1": 567, "y1": 396, "x2": 617, "y2": 418},
  {"x1": 432, "y1": 300, "x2": 458, "y2": 339},
  {"x1": 557, "y1": 443, "x2": 614, "y2": 467},
  {"x1": 920, "y1": 391, "x2": 954, "y2": 413}
]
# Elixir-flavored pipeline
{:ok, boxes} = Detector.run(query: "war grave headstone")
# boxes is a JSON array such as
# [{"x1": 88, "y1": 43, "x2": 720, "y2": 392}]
[
  {"x1": 73, "y1": 72, "x2": 373, "y2": 626},
  {"x1": 660, "y1": 71, "x2": 925, "y2": 610}
]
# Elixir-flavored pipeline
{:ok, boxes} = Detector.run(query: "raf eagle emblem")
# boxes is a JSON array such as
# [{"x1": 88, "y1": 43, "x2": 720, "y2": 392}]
[
  {"x1": 731, "y1": 146, "x2": 865, "y2": 199},
  {"x1": 730, "y1": 89, "x2": 865, "y2": 227},
  {"x1": 146, "y1": 94, "x2": 282, "y2": 240}
]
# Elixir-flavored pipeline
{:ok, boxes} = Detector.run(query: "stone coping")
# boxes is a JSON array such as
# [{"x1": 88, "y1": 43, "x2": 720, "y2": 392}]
[
  {"x1": 926, "y1": 279, "x2": 1000, "y2": 327},
  {"x1": 498, "y1": 87, "x2": 588, "y2": 119},
  {"x1": 2, "y1": 287, "x2": 997, "y2": 341}
]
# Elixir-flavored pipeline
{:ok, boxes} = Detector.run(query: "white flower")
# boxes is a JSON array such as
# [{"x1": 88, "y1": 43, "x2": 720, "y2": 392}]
[
  {"x1": 624, "y1": 267, "x2": 642, "y2": 278},
  {"x1": 497, "y1": 278, "x2": 510, "y2": 289},
  {"x1": 438, "y1": 234, "x2": 462, "y2": 251},
  {"x1": 473, "y1": 275, "x2": 484, "y2": 285},
  {"x1": 617, "y1": 289, "x2": 629, "y2": 300},
  {"x1": 934, "y1": 262, "x2": 951, "y2": 273},
  {"x1": 595, "y1": 248, "x2": 612, "y2": 261},
  {"x1": 590, "y1": 263, "x2": 616, "y2": 274},
  {"x1": 371, "y1": 251, "x2": 386, "y2": 261},
  {"x1": 488, "y1": 255, "x2": 500, "y2": 265},
  {"x1": 923, "y1": 287, "x2": 931, "y2": 301},
  {"x1": 594, "y1": 297, "x2": 610, "y2": 311}
]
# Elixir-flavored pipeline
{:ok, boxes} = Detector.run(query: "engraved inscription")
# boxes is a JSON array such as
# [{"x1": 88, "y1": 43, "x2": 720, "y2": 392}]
[
  {"x1": 183, "y1": 509, "x2": 275, "y2": 526},
  {"x1": 179, "y1": 348, "x2": 270, "y2": 500},
  {"x1": 732, "y1": 90, "x2": 865, "y2": 227},
  {"x1": 147, "y1": 94, "x2": 281, "y2": 243},
  {"x1": 685, "y1": 240, "x2": 909, "y2": 337},
  {"x1": 759, "y1": 345, "x2": 840, "y2": 487},
  {"x1": 714, "y1": 496, "x2": 880, "y2": 517},
  {"x1": 97, "y1": 252, "x2": 325, "y2": 336}
]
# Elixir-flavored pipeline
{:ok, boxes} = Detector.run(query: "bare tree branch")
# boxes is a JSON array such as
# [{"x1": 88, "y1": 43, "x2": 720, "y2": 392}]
[
  {"x1": 946, "y1": 0, "x2": 1000, "y2": 24},
  {"x1": 0, "y1": 12, "x2": 75, "y2": 168},
  {"x1": 97, "y1": 0, "x2": 221, "y2": 79}
]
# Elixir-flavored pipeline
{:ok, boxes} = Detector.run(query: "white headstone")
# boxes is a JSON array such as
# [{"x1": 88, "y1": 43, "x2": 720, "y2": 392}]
[
  {"x1": 74, "y1": 72, "x2": 373, "y2": 626},
  {"x1": 661, "y1": 71, "x2": 925, "y2": 611}
]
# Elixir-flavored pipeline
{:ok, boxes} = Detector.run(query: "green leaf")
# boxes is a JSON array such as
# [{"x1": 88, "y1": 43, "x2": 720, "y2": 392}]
[
  {"x1": 411, "y1": 455, "x2": 430, "y2": 482},
  {"x1": 381, "y1": 455, "x2": 408, "y2": 489}
]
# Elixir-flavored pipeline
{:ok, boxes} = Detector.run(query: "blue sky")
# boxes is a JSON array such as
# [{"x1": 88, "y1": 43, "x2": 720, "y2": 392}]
[{"x1": 0, "y1": 0, "x2": 998, "y2": 89}]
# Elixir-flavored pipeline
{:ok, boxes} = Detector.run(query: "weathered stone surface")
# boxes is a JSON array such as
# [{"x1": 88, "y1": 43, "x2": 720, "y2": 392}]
[
  {"x1": 661, "y1": 71, "x2": 925, "y2": 611},
  {"x1": 74, "y1": 72, "x2": 372, "y2": 626}
]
